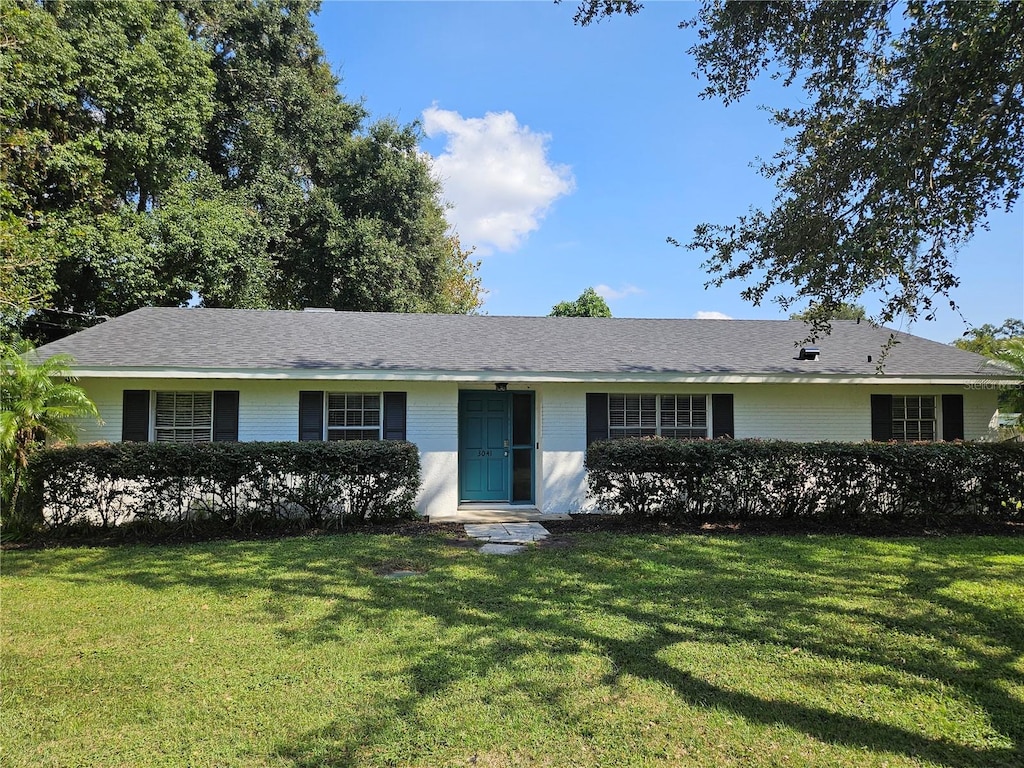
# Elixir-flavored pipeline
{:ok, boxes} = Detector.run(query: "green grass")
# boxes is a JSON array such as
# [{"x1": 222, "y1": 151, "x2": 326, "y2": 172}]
[{"x1": 2, "y1": 533, "x2": 1022, "y2": 767}]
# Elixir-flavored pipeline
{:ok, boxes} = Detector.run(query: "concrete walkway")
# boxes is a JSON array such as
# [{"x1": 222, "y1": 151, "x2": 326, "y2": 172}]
[
  {"x1": 431, "y1": 509, "x2": 569, "y2": 524},
  {"x1": 464, "y1": 522, "x2": 551, "y2": 554},
  {"x1": 464, "y1": 522, "x2": 550, "y2": 544}
]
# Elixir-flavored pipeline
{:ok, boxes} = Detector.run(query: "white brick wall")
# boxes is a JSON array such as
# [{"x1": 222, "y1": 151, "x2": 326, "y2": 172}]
[
  {"x1": 69, "y1": 377, "x2": 1001, "y2": 517},
  {"x1": 408, "y1": 383, "x2": 460, "y2": 515},
  {"x1": 68, "y1": 379, "x2": 461, "y2": 515},
  {"x1": 731, "y1": 383, "x2": 998, "y2": 441}
]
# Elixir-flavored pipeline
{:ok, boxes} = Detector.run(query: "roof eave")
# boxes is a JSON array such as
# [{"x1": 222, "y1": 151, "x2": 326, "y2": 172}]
[{"x1": 65, "y1": 366, "x2": 1020, "y2": 386}]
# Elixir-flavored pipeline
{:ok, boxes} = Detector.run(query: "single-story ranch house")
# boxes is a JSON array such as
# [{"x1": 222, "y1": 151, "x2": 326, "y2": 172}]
[{"x1": 34, "y1": 307, "x2": 1015, "y2": 517}]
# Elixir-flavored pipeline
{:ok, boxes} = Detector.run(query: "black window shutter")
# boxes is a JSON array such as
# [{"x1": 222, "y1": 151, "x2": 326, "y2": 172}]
[
  {"x1": 871, "y1": 394, "x2": 893, "y2": 441},
  {"x1": 298, "y1": 391, "x2": 324, "y2": 441},
  {"x1": 586, "y1": 393, "x2": 609, "y2": 445},
  {"x1": 122, "y1": 390, "x2": 150, "y2": 442},
  {"x1": 383, "y1": 392, "x2": 407, "y2": 441},
  {"x1": 213, "y1": 390, "x2": 240, "y2": 442},
  {"x1": 942, "y1": 394, "x2": 964, "y2": 441},
  {"x1": 711, "y1": 394, "x2": 734, "y2": 438}
]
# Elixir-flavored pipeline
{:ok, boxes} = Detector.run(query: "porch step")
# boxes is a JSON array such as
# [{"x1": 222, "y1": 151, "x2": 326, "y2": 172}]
[{"x1": 429, "y1": 507, "x2": 570, "y2": 524}]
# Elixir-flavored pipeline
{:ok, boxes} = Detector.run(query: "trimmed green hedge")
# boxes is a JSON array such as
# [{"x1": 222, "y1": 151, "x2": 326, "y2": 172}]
[
  {"x1": 586, "y1": 438, "x2": 1024, "y2": 525},
  {"x1": 26, "y1": 441, "x2": 421, "y2": 533}
]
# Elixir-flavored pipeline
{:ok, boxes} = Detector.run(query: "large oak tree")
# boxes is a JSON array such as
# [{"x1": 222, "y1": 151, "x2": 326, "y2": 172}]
[
  {"x1": 570, "y1": 1, "x2": 1023, "y2": 336},
  {"x1": 1, "y1": 0, "x2": 482, "y2": 339}
]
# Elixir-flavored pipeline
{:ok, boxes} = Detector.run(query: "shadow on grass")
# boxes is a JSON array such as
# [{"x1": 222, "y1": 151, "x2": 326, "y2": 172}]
[{"x1": 10, "y1": 533, "x2": 1024, "y2": 766}]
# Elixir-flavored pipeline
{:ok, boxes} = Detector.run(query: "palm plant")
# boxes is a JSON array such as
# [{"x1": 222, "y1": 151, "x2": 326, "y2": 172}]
[{"x1": 1, "y1": 341, "x2": 99, "y2": 523}]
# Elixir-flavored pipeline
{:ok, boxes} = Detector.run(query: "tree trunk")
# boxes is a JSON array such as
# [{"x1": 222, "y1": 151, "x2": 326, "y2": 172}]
[{"x1": 6, "y1": 463, "x2": 23, "y2": 524}]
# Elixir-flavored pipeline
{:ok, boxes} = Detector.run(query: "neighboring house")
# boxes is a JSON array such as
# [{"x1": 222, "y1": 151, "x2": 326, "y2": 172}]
[{"x1": 33, "y1": 308, "x2": 1014, "y2": 517}]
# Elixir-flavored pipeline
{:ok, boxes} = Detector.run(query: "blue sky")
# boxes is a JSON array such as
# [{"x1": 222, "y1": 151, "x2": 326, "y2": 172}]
[{"x1": 313, "y1": 1, "x2": 1023, "y2": 343}]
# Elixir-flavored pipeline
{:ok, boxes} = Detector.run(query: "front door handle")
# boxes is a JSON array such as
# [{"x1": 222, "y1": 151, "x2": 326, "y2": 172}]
[{"x1": 504, "y1": 450, "x2": 509, "y2": 457}]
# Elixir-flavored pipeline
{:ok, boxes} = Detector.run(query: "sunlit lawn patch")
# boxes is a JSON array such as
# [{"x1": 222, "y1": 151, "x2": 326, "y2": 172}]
[{"x1": 2, "y1": 533, "x2": 1022, "y2": 767}]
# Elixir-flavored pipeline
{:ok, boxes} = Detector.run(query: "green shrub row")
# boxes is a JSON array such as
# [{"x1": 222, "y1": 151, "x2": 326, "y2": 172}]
[
  {"x1": 26, "y1": 441, "x2": 421, "y2": 533},
  {"x1": 586, "y1": 438, "x2": 1024, "y2": 525}
]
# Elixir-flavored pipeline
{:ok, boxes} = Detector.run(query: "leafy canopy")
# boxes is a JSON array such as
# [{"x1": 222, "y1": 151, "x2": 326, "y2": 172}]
[
  {"x1": 550, "y1": 287, "x2": 613, "y2": 317},
  {"x1": 790, "y1": 302, "x2": 867, "y2": 323},
  {"x1": 991, "y1": 339, "x2": 1024, "y2": 421},
  {"x1": 570, "y1": 1, "x2": 1024, "y2": 337},
  {"x1": 953, "y1": 318, "x2": 1024, "y2": 418},
  {"x1": 1, "y1": 0, "x2": 483, "y2": 339},
  {"x1": 953, "y1": 318, "x2": 1024, "y2": 358}
]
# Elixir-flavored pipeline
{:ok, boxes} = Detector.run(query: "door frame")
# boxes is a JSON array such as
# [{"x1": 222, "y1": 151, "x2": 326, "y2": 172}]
[{"x1": 457, "y1": 389, "x2": 535, "y2": 504}]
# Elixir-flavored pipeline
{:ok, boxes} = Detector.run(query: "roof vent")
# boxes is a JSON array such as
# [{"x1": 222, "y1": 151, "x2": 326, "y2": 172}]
[
  {"x1": 303, "y1": 307, "x2": 336, "y2": 312},
  {"x1": 798, "y1": 346, "x2": 821, "y2": 361}
]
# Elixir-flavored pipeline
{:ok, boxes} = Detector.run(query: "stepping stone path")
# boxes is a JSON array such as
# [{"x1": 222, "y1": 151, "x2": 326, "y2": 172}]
[
  {"x1": 379, "y1": 569, "x2": 423, "y2": 579},
  {"x1": 464, "y1": 522, "x2": 550, "y2": 554},
  {"x1": 478, "y1": 543, "x2": 528, "y2": 555}
]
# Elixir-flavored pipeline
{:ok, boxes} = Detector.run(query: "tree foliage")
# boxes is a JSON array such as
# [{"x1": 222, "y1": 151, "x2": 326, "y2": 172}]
[
  {"x1": 567, "y1": 0, "x2": 642, "y2": 26},
  {"x1": 571, "y1": 1, "x2": 1024, "y2": 336},
  {"x1": 953, "y1": 318, "x2": 1024, "y2": 357},
  {"x1": 0, "y1": 341, "x2": 99, "y2": 521},
  {"x1": 953, "y1": 319, "x2": 1024, "y2": 418},
  {"x1": 550, "y1": 287, "x2": 613, "y2": 317},
  {"x1": 1, "y1": 0, "x2": 483, "y2": 336},
  {"x1": 991, "y1": 339, "x2": 1024, "y2": 423},
  {"x1": 432, "y1": 235, "x2": 486, "y2": 315},
  {"x1": 1, "y1": 0, "x2": 214, "y2": 331},
  {"x1": 790, "y1": 302, "x2": 867, "y2": 322},
  {"x1": 0, "y1": 197, "x2": 55, "y2": 329}
]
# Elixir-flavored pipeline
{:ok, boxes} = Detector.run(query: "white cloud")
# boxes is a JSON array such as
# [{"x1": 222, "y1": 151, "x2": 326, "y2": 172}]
[
  {"x1": 693, "y1": 311, "x2": 733, "y2": 320},
  {"x1": 594, "y1": 284, "x2": 643, "y2": 301},
  {"x1": 422, "y1": 106, "x2": 575, "y2": 253}
]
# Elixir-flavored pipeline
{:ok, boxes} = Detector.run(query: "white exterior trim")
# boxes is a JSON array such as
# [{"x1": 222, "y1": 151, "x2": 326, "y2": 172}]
[{"x1": 64, "y1": 366, "x2": 1015, "y2": 386}]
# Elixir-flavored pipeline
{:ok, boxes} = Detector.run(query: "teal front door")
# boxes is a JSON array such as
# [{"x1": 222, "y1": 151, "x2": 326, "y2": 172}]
[{"x1": 459, "y1": 391, "x2": 510, "y2": 502}]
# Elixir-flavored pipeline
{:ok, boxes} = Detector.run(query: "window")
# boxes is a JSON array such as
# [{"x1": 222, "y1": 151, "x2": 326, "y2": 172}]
[
  {"x1": 891, "y1": 395, "x2": 935, "y2": 442},
  {"x1": 608, "y1": 394, "x2": 708, "y2": 439},
  {"x1": 155, "y1": 392, "x2": 212, "y2": 443},
  {"x1": 660, "y1": 395, "x2": 709, "y2": 439},
  {"x1": 609, "y1": 394, "x2": 657, "y2": 438},
  {"x1": 327, "y1": 393, "x2": 381, "y2": 441}
]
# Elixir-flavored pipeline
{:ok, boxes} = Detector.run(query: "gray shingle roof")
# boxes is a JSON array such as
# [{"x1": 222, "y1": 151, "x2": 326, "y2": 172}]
[{"x1": 33, "y1": 307, "x2": 1009, "y2": 378}]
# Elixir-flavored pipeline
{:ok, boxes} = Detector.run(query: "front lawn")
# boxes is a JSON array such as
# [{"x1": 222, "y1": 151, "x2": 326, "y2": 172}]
[{"x1": 2, "y1": 533, "x2": 1022, "y2": 767}]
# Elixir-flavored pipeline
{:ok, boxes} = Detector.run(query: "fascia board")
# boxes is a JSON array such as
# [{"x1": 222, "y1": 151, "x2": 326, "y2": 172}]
[{"x1": 66, "y1": 366, "x2": 1021, "y2": 386}]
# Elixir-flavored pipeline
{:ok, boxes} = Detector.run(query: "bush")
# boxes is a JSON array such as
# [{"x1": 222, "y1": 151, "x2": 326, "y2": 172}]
[
  {"x1": 586, "y1": 438, "x2": 1024, "y2": 526},
  {"x1": 25, "y1": 441, "x2": 421, "y2": 535}
]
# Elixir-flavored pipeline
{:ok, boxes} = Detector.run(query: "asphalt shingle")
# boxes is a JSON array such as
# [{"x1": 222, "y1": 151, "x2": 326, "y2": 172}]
[{"x1": 33, "y1": 307, "x2": 1008, "y2": 378}]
